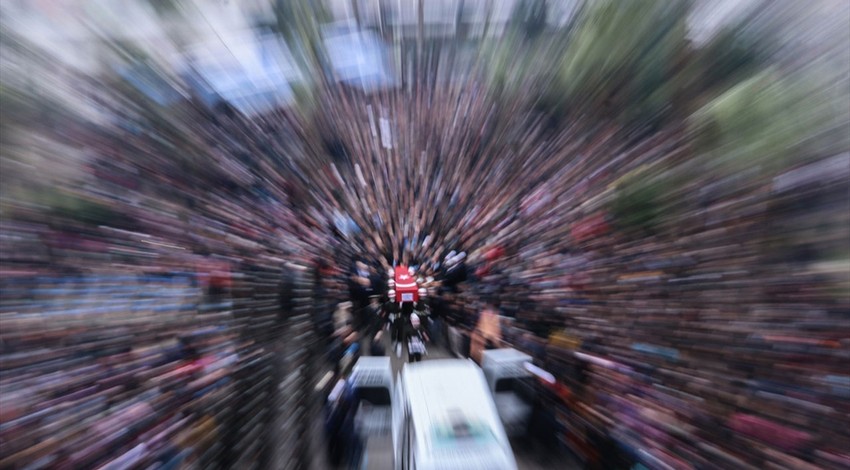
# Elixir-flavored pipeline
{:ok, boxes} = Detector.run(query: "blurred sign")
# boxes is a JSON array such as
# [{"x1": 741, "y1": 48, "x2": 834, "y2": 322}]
[
  {"x1": 183, "y1": 33, "x2": 301, "y2": 115},
  {"x1": 323, "y1": 27, "x2": 397, "y2": 92},
  {"x1": 380, "y1": 118, "x2": 393, "y2": 149},
  {"x1": 116, "y1": 62, "x2": 184, "y2": 106}
]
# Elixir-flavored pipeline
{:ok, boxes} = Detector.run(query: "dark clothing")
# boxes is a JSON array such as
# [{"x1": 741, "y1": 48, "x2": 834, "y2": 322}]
[
  {"x1": 279, "y1": 268, "x2": 296, "y2": 322},
  {"x1": 443, "y1": 262, "x2": 468, "y2": 291},
  {"x1": 429, "y1": 316, "x2": 443, "y2": 347},
  {"x1": 325, "y1": 394, "x2": 355, "y2": 466},
  {"x1": 392, "y1": 315, "x2": 404, "y2": 343},
  {"x1": 381, "y1": 301, "x2": 399, "y2": 317},
  {"x1": 407, "y1": 328, "x2": 427, "y2": 362},
  {"x1": 364, "y1": 304, "x2": 383, "y2": 338},
  {"x1": 370, "y1": 339, "x2": 385, "y2": 357},
  {"x1": 369, "y1": 272, "x2": 383, "y2": 294}
]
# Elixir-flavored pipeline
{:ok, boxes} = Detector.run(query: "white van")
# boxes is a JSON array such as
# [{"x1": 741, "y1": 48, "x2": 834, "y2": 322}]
[
  {"x1": 393, "y1": 359, "x2": 518, "y2": 470},
  {"x1": 350, "y1": 357, "x2": 395, "y2": 470},
  {"x1": 480, "y1": 349, "x2": 535, "y2": 437}
]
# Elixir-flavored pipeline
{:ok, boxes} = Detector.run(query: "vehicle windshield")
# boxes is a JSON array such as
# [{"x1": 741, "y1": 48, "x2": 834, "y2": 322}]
[
  {"x1": 355, "y1": 386, "x2": 391, "y2": 406},
  {"x1": 432, "y1": 415, "x2": 497, "y2": 446},
  {"x1": 494, "y1": 376, "x2": 535, "y2": 398},
  {"x1": 428, "y1": 421, "x2": 504, "y2": 468}
]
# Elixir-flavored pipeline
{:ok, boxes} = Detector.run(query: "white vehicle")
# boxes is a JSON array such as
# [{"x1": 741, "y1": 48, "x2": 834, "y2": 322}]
[
  {"x1": 480, "y1": 349, "x2": 535, "y2": 437},
  {"x1": 393, "y1": 359, "x2": 518, "y2": 470},
  {"x1": 350, "y1": 357, "x2": 395, "y2": 470}
]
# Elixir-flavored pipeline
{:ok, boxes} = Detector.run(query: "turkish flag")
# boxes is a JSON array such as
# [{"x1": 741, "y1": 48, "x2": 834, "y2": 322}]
[{"x1": 394, "y1": 266, "x2": 418, "y2": 301}]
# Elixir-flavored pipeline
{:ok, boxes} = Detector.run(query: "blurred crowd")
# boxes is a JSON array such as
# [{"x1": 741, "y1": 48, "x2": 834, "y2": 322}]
[
  {"x1": 304, "y1": 71, "x2": 848, "y2": 467},
  {"x1": 0, "y1": 274, "x2": 239, "y2": 468},
  {"x1": 2, "y1": 1, "x2": 849, "y2": 469}
]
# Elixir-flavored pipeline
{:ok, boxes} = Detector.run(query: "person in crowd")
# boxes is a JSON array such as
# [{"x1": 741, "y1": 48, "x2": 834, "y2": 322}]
[
  {"x1": 325, "y1": 379, "x2": 354, "y2": 467},
  {"x1": 383, "y1": 290, "x2": 399, "y2": 335},
  {"x1": 278, "y1": 262, "x2": 297, "y2": 322},
  {"x1": 363, "y1": 296, "x2": 383, "y2": 338},
  {"x1": 407, "y1": 313, "x2": 429, "y2": 363},
  {"x1": 333, "y1": 301, "x2": 354, "y2": 333},
  {"x1": 395, "y1": 301, "x2": 415, "y2": 358},
  {"x1": 370, "y1": 330, "x2": 386, "y2": 357},
  {"x1": 2, "y1": 27, "x2": 847, "y2": 470}
]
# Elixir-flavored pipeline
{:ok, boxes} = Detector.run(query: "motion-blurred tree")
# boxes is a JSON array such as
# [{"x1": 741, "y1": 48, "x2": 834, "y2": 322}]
[
  {"x1": 694, "y1": 23, "x2": 769, "y2": 95},
  {"x1": 147, "y1": 0, "x2": 180, "y2": 17},
  {"x1": 0, "y1": 32, "x2": 95, "y2": 213},
  {"x1": 487, "y1": 0, "x2": 692, "y2": 128},
  {"x1": 42, "y1": 190, "x2": 138, "y2": 230},
  {"x1": 610, "y1": 171, "x2": 669, "y2": 235},
  {"x1": 552, "y1": 0, "x2": 690, "y2": 124},
  {"x1": 272, "y1": 0, "x2": 330, "y2": 75},
  {"x1": 689, "y1": 70, "x2": 824, "y2": 174},
  {"x1": 673, "y1": 5, "x2": 775, "y2": 116},
  {"x1": 510, "y1": 0, "x2": 548, "y2": 40}
]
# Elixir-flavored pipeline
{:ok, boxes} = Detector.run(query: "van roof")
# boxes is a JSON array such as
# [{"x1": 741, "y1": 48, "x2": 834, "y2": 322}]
[
  {"x1": 481, "y1": 348, "x2": 531, "y2": 364},
  {"x1": 353, "y1": 356, "x2": 392, "y2": 370},
  {"x1": 351, "y1": 357, "x2": 393, "y2": 387},
  {"x1": 402, "y1": 360, "x2": 508, "y2": 444},
  {"x1": 402, "y1": 359, "x2": 482, "y2": 383}
]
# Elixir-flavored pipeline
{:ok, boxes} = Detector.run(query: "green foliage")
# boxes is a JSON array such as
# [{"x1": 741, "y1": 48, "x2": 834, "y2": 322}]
[
  {"x1": 0, "y1": 83, "x2": 27, "y2": 140},
  {"x1": 484, "y1": 28, "x2": 564, "y2": 117},
  {"x1": 672, "y1": 12, "x2": 775, "y2": 116},
  {"x1": 553, "y1": 0, "x2": 689, "y2": 123},
  {"x1": 0, "y1": 82, "x2": 78, "y2": 166},
  {"x1": 147, "y1": 0, "x2": 181, "y2": 17},
  {"x1": 485, "y1": 31, "x2": 522, "y2": 99},
  {"x1": 109, "y1": 39, "x2": 151, "y2": 63},
  {"x1": 272, "y1": 0, "x2": 329, "y2": 74},
  {"x1": 510, "y1": 0, "x2": 548, "y2": 40},
  {"x1": 291, "y1": 82, "x2": 318, "y2": 119},
  {"x1": 486, "y1": 0, "x2": 692, "y2": 125},
  {"x1": 610, "y1": 172, "x2": 668, "y2": 234},
  {"x1": 40, "y1": 191, "x2": 135, "y2": 229},
  {"x1": 696, "y1": 23, "x2": 768, "y2": 93},
  {"x1": 690, "y1": 70, "x2": 829, "y2": 173}
]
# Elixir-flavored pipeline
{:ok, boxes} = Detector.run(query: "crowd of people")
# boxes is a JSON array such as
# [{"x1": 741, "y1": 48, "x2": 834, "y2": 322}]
[
  {"x1": 301, "y1": 67, "x2": 848, "y2": 467},
  {"x1": 1, "y1": 18, "x2": 848, "y2": 470},
  {"x1": 0, "y1": 76, "x2": 346, "y2": 467},
  {"x1": 0, "y1": 274, "x2": 238, "y2": 468}
]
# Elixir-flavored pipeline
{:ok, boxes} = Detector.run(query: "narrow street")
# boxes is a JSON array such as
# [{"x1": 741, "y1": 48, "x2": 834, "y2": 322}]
[{"x1": 309, "y1": 328, "x2": 580, "y2": 470}]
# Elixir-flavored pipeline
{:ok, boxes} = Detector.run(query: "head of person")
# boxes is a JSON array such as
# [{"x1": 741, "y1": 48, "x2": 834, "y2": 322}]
[{"x1": 410, "y1": 313, "x2": 420, "y2": 328}]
